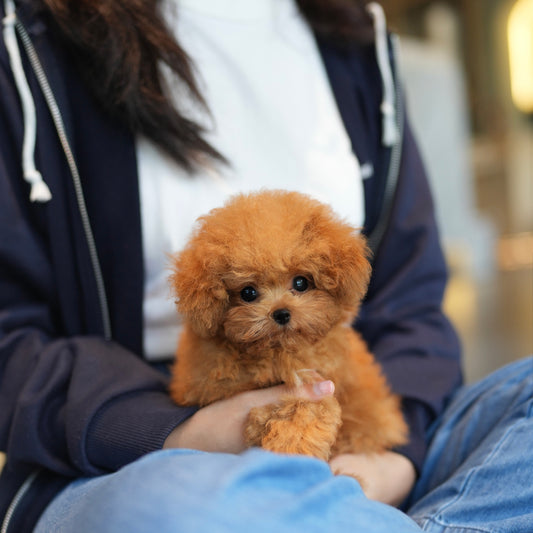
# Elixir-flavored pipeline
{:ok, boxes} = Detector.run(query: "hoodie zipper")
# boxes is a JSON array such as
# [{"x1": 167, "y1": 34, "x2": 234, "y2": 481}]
[
  {"x1": 14, "y1": 18, "x2": 113, "y2": 341},
  {"x1": 0, "y1": 470, "x2": 40, "y2": 533}
]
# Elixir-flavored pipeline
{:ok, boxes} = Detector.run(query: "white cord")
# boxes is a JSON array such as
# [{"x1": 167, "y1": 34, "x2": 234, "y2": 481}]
[
  {"x1": 3, "y1": 0, "x2": 52, "y2": 202},
  {"x1": 367, "y1": 2, "x2": 399, "y2": 147}
]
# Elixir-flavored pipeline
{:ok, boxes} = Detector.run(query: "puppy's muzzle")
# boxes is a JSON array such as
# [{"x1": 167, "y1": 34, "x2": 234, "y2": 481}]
[{"x1": 272, "y1": 308, "x2": 291, "y2": 326}]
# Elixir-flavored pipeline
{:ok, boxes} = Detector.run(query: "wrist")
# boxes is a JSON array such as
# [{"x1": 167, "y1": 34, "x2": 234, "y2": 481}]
[
  {"x1": 163, "y1": 412, "x2": 198, "y2": 450},
  {"x1": 329, "y1": 451, "x2": 416, "y2": 507}
]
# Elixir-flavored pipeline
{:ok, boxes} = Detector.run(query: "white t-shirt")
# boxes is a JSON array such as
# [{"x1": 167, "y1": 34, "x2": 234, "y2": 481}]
[{"x1": 138, "y1": 0, "x2": 365, "y2": 360}]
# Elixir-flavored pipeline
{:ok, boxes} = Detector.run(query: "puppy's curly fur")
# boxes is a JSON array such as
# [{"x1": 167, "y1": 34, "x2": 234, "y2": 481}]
[{"x1": 169, "y1": 190, "x2": 407, "y2": 461}]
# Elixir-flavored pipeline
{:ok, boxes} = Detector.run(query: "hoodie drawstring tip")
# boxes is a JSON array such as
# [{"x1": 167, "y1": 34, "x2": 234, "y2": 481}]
[{"x1": 29, "y1": 178, "x2": 52, "y2": 203}]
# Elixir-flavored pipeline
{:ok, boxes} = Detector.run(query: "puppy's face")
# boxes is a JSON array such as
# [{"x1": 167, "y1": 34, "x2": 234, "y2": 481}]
[
  {"x1": 171, "y1": 191, "x2": 371, "y2": 347},
  {"x1": 222, "y1": 270, "x2": 345, "y2": 349}
]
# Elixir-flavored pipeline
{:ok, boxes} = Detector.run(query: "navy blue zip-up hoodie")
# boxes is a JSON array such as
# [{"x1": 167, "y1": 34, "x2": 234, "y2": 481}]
[{"x1": 0, "y1": 1, "x2": 462, "y2": 531}]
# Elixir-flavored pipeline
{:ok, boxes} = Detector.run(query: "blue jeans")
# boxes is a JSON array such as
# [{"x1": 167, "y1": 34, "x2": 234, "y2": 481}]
[{"x1": 35, "y1": 357, "x2": 533, "y2": 533}]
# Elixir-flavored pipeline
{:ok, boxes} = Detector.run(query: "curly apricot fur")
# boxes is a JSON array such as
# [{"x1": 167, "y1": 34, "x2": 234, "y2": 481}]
[{"x1": 169, "y1": 190, "x2": 407, "y2": 460}]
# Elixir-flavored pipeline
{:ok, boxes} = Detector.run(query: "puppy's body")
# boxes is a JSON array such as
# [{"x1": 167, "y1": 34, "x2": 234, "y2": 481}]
[{"x1": 169, "y1": 190, "x2": 407, "y2": 460}]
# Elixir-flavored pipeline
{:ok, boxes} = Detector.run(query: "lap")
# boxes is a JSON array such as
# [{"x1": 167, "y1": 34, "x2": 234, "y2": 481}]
[{"x1": 35, "y1": 448, "x2": 420, "y2": 533}]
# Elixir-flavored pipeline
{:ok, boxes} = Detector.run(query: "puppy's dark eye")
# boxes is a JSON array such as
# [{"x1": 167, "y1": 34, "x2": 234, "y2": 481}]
[
  {"x1": 240, "y1": 286, "x2": 258, "y2": 302},
  {"x1": 292, "y1": 276, "x2": 309, "y2": 292}
]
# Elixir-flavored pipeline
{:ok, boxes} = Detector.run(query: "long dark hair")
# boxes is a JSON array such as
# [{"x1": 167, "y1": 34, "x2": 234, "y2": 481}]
[{"x1": 39, "y1": 0, "x2": 372, "y2": 171}]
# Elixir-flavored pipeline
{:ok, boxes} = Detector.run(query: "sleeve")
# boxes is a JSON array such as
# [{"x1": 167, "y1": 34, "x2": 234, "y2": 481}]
[
  {"x1": 0, "y1": 59, "x2": 196, "y2": 478},
  {"x1": 356, "y1": 118, "x2": 463, "y2": 474}
]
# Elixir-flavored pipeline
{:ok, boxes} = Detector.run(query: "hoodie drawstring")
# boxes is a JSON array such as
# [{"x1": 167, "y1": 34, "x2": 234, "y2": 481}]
[
  {"x1": 3, "y1": 0, "x2": 52, "y2": 202},
  {"x1": 367, "y1": 2, "x2": 399, "y2": 147}
]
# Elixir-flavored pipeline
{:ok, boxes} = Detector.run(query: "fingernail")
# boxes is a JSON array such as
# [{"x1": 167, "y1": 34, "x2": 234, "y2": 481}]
[{"x1": 313, "y1": 380, "x2": 335, "y2": 396}]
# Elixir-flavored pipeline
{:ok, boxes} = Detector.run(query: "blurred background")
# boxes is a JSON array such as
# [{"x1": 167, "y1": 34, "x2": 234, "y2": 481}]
[{"x1": 381, "y1": 0, "x2": 532, "y2": 382}]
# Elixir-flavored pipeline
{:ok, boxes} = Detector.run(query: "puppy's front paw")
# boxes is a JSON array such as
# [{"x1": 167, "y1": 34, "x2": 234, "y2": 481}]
[{"x1": 245, "y1": 397, "x2": 342, "y2": 461}]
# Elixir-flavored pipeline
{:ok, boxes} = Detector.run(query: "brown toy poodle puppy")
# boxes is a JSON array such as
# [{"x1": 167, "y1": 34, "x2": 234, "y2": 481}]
[{"x1": 169, "y1": 190, "x2": 407, "y2": 461}]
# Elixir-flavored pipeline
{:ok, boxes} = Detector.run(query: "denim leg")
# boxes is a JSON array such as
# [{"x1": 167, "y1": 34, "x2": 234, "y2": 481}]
[
  {"x1": 407, "y1": 357, "x2": 533, "y2": 533},
  {"x1": 35, "y1": 448, "x2": 421, "y2": 533}
]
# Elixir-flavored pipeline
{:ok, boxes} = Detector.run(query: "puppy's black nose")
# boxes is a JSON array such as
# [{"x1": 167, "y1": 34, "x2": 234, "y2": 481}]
[{"x1": 272, "y1": 308, "x2": 291, "y2": 325}]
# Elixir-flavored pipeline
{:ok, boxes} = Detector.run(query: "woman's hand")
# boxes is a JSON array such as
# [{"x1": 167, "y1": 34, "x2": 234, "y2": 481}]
[
  {"x1": 163, "y1": 379, "x2": 335, "y2": 453},
  {"x1": 329, "y1": 451, "x2": 416, "y2": 507}
]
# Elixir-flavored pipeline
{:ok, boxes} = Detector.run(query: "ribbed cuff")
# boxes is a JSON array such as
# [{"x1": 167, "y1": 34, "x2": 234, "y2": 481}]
[{"x1": 85, "y1": 391, "x2": 197, "y2": 472}]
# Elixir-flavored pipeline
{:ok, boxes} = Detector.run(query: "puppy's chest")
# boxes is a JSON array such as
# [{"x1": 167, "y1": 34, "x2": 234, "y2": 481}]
[{"x1": 223, "y1": 340, "x2": 339, "y2": 389}]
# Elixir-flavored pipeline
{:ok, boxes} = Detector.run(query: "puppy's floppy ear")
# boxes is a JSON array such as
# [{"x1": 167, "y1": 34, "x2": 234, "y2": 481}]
[
  {"x1": 169, "y1": 240, "x2": 229, "y2": 338},
  {"x1": 302, "y1": 211, "x2": 372, "y2": 310}
]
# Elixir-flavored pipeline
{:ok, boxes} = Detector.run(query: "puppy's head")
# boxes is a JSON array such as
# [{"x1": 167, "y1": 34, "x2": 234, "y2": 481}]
[{"x1": 170, "y1": 190, "x2": 371, "y2": 347}]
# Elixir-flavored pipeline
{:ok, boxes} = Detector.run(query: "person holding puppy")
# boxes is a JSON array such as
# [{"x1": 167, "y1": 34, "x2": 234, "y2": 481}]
[{"x1": 0, "y1": 1, "x2": 531, "y2": 532}]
